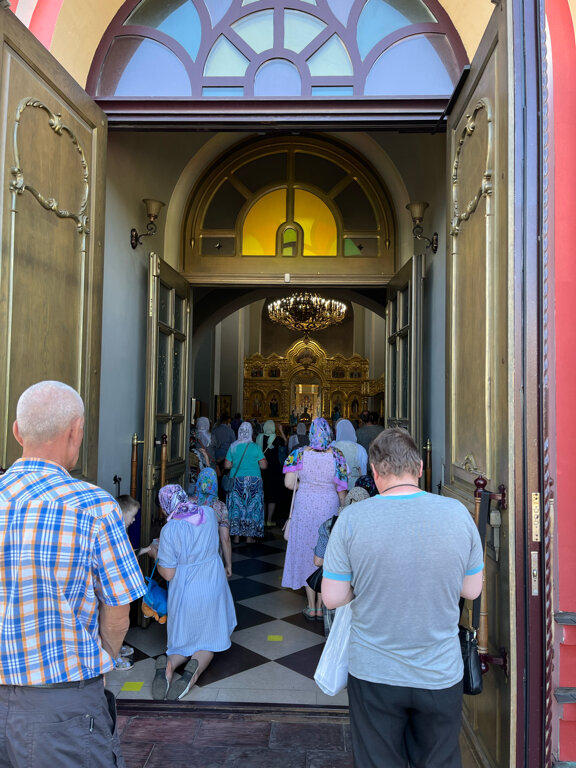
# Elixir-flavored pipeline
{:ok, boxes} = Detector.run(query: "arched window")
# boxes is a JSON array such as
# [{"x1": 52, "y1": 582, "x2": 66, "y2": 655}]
[
  {"x1": 182, "y1": 136, "x2": 396, "y2": 283},
  {"x1": 88, "y1": 0, "x2": 466, "y2": 100}
]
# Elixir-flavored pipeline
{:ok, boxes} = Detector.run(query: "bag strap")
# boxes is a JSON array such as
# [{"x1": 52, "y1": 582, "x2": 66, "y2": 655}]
[
  {"x1": 145, "y1": 559, "x2": 159, "y2": 597},
  {"x1": 230, "y1": 442, "x2": 250, "y2": 478},
  {"x1": 471, "y1": 490, "x2": 490, "y2": 629}
]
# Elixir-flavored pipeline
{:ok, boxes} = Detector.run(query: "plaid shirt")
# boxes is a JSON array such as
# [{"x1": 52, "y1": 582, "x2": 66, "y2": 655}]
[{"x1": 0, "y1": 459, "x2": 147, "y2": 685}]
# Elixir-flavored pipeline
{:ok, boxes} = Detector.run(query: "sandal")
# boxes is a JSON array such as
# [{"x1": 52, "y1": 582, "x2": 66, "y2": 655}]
[
  {"x1": 166, "y1": 658, "x2": 199, "y2": 701},
  {"x1": 302, "y1": 607, "x2": 316, "y2": 621},
  {"x1": 314, "y1": 608, "x2": 324, "y2": 619},
  {"x1": 151, "y1": 655, "x2": 169, "y2": 700}
]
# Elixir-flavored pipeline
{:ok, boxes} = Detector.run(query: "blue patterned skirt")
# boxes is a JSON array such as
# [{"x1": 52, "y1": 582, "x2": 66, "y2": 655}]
[{"x1": 227, "y1": 475, "x2": 264, "y2": 538}]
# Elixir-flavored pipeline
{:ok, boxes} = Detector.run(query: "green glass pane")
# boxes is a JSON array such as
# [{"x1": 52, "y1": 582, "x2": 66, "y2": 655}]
[
  {"x1": 125, "y1": 0, "x2": 201, "y2": 61},
  {"x1": 344, "y1": 237, "x2": 379, "y2": 256},
  {"x1": 204, "y1": 36, "x2": 250, "y2": 77},
  {"x1": 232, "y1": 10, "x2": 274, "y2": 53},
  {"x1": 312, "y1": 86, "x2": 354, "y2": 96},
  {"x1": 159, "y1": 282, "x2": 170, "y2": 325},
  {"x1": 284, "y1": 10, "x2": 326, "y2": 54},
  {"x1": 307, "y1": 35, "x2": 352, "y2": 76},
  {"x1": 157, "y1": 332, "x2": 169, "y2": 413},
  {"x1": 357, "y1": 0, "x2": 436, "y2": 60},
  {"x1": 282, "y1": 227, "x2": 298, "y2": 256}
]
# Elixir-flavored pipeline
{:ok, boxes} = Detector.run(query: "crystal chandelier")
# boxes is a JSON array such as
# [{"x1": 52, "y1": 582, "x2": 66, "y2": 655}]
[{"x1": 267, "y1": 291, "x2": 347, "y2": 333}]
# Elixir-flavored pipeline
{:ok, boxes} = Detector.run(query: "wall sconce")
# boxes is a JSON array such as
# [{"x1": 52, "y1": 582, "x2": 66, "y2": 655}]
[
  {"x1": 406, "y1": 201, "x2": 438, "y2": 253},
  {"x1": 130, "y1": 198, "x2": 165, "y2": 249}
]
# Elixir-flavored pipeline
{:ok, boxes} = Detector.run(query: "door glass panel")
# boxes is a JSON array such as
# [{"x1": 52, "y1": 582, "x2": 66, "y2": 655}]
[
  {"x1": 401, "y1": 287, "x2": 409, "y2": 327},
  {"x1": 157, "y1": 331, "x2": 169, "y2": 413},
  {"x1": 159, "y1": 283, "x2": 170, "y2": 325},
  {"x1": 401, "y1": 336, "x2": 409, "y2": 417},
  {"x1": 171, "y1": 421, "x2": 181, "y2": 460},
  {"x1": 172, "y1": 338, "x2": 183, "y2": 412},
  {"x1": 390, "y1": 340, "x2": 397, "y2": 417},
  {"x1": 174, "y1": 296, "x2": 185, "y2": 333},
  {"x1": 155, "y1": 420, "x2": 168, "y2": 462}
]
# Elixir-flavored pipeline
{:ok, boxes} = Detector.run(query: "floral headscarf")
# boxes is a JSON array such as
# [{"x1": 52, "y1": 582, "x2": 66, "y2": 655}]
[
  {"x1": 335, "y1": 419, "x2": 357, "y2": 443},
  {"x1": 196, "y1": 467, "x2": 218, "y2": 505},
  {"x1": 355, "y1": 474, "x2": 378, "y2": 497},
  {"x1": 158, "y1": 483, "x2": 206, "y2": 525},
  {"x1": 283, "y1": 418, "x2": 347, "y2": 491},
  {"x1": 230, "y1": 421, "x2": 253, "y2": 450},
  {"x1": 343, "y1": 486, "x2": 370, "y2": 506}
]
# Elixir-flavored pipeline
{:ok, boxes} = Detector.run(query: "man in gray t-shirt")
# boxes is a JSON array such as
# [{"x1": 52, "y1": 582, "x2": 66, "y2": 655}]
[{"x1": 323, "y1": 428, "x2": 483, "y2": 768}]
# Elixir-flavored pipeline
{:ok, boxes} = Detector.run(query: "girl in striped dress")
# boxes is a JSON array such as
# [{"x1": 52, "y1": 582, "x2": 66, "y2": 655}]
[{"x1": 151, "y1": 484, "x2": 236, "y2": 700}]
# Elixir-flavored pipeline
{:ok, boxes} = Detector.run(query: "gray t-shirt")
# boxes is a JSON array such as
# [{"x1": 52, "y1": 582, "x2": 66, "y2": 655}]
[{"x1": 323, "y1": 491, "x2": 483, "y2": 690}]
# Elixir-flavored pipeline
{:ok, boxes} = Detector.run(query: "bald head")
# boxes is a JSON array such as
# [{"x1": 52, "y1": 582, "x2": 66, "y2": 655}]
[{"x1": 16, "y1": 381, "x2": 84, "y2": 446}]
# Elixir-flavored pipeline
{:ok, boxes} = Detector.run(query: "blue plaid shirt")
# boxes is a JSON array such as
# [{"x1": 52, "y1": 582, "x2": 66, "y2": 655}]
[{"x1": 0, "y1": 459, "x2": 146, "y2": 685}]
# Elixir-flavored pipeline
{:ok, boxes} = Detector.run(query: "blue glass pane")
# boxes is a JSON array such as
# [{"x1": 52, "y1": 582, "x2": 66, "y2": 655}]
[
  {"x1": 204, "y1": 36, "x2": 250, "y2": 76},
  {"x1": 205, "y1": 0, "x2": 234, "y2": 26},
  {"x1": 232, "y1": 10, "x2": 274, "y2": 53},
  {"x1": 254, "y1": 59, "x2": 301, "y2": 96},
  {"x1": 100, "y1": 37, "x2": 191, "y2": 97},
  {"x1": 203, "y1": 86, "x2": 244, "y2": 96},
  {"x1": 284, "y1": 10, "x2": 326, "y2": 53},
  {"x1": 327, "y1": 0, "x2": 354, "y2": 25},
  {"x1": 312, "y1": 86, "x2": 354, "y2": 96},
  {"x1": 357, "y1": 0, "x2": 436, "y2": 60},
  {"x1": 124, "y1": 0, "x2": 201, "y2": 61},
  {"x1": 307, "y1": 35, "x2": 352, "y2": 76},
  {"x1": 365, "y1": 35, "x2": 455, "y2": 96}
]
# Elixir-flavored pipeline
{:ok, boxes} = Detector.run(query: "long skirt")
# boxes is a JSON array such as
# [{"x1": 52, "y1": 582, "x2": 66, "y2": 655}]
[{"x1": 227, "y1": 475, "x2": 264, "y2": 538}]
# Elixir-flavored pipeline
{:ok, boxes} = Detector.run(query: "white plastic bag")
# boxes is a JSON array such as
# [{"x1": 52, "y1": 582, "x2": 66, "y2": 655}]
[{"x1": 314, "y1": 602, "x2": 352, "y2": 696}]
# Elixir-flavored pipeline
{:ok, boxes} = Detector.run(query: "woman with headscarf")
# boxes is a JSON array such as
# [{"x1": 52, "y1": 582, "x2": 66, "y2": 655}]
[
  {"x1": 282, "y1": 417, "x2": 348, "y2": 619},
  {"x1": 256, "y1": 420, "x2": 287, "y2": 527},
  {"x1": 191, "y1": 467, "x2": 232, "y2": 578},
  {"x1": 196, "y1": 417, "x2": 215, "y2": 466},
  {"x1": 333, "y1": 418, "x2": 368, "y2": 489},
  {"x1": 224, "y1": 421, "x2": 267, "y2": 544},
  {"x1": 288, "y1": 421, "x2": 309, "y2": 452},
  {"x1": 151, "y1": 484, "x2": 236, "y2": 701}
]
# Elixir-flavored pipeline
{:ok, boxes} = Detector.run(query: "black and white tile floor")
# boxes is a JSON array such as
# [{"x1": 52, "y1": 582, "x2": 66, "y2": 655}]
[{"x1": 106, "y1": 533, "x2": 348, "y2": 707}]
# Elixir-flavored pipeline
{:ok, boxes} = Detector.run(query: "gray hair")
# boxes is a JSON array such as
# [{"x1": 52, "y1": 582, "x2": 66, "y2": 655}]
[
  {"x1": 16, "y1": 381, "x2": 84, "y2": 444},
  {"x1": 369, "y1": 427, "x2": 421, "y2": 478}
]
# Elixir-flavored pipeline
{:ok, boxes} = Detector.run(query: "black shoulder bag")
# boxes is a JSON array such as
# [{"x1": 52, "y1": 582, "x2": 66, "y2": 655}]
[{"x1": 459, "y1": 489, "x2": 490, "y2": 695}]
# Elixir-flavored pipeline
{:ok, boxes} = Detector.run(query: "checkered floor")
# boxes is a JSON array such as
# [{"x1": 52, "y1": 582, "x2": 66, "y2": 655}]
[{"x1": 106, "y1": 532, "x2": 348, "y2": 707}]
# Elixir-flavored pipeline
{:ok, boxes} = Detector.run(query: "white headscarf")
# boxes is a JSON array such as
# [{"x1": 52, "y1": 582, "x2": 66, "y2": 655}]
[
  {"x1": 230, "y1": 421, "x2": 253, "y2": 450},
  {"x1": 196, "y1": 416, "x2": 211, "y2": 447},
  {"x1": 335, "y1": 419, "x2": 357, "y2": 443}
]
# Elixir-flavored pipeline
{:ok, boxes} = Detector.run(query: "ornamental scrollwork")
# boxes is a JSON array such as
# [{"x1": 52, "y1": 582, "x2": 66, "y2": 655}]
[{"x1": 9, "y1": 97, "x2": 90, "y2": 235}]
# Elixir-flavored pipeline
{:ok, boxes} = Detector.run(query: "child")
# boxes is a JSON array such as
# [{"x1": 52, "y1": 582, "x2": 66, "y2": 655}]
[{"x1": 115, "y1": 495, "x2": 141, "y2": 670}]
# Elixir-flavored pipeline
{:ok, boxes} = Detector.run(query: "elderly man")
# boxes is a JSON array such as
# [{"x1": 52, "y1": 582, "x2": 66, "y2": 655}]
[
  {"x1": 322, "y1": 427, "x2": 484, "y2": 768},
  {"x1": 0, "y1": 381, "x2": 146, "y2": 768}
]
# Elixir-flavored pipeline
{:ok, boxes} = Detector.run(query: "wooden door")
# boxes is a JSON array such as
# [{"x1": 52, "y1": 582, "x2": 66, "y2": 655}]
[
  {"x1": 140, "y1": 253, "x2": 191, "y2": 549},
  {"x1": 445, "y1": 4, "x2": 514, "y2": 765},
  {"x1": 385, "y1": 254, "x2": 423, "y2": 448},
  {"x1": 0, "y1": 9, "x2": 107, "y2": 481}
]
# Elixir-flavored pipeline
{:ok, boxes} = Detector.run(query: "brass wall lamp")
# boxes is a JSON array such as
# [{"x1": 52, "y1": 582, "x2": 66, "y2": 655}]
[
  {"x1": 406, "y1": 201, "x2": 438, "y2": 253},
  {"x1": 130, "y1": 198, "x2": 165, "y2": 248}
]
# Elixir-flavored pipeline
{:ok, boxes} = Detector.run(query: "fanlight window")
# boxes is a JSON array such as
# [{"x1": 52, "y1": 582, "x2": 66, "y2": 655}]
[{"x1": 90, "y1": 0, "x2": 465, "y2": 99}]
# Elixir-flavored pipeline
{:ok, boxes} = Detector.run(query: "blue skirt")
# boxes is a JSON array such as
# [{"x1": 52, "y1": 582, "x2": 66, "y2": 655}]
[{"x1": 227, "y1": 475, "x2": 264, "y2": 538}]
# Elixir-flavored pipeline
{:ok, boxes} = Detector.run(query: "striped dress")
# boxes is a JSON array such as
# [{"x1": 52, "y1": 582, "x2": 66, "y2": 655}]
[{"x1": 158, "y1": 506, "x2": 236, "y2": 656}]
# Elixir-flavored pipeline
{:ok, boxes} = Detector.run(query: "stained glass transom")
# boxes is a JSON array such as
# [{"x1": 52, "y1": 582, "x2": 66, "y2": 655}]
[{"x1": 92, "y1": 0, "x2": 465, "y2": 98}]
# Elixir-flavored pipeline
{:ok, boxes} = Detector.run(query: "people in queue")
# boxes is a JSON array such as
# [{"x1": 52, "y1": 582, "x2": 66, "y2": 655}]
[
  {"x1": 0, "y1": 381, "x2": 146, "y2": 768},
  {"x1": 322, "y1": 427, "x2": 484, "y2": 768},
  {"x1": 355, "y1": 410, "x2": 384, "y2": 454},
  {"x1": 288, "y1": 421, "x2": 309, "y2": 452},
  {"x1": 224, "y1": 421, "x2": 267, "y2": 544},
  {"x1": 212, "y1": 412, "x2": 236, "y2": 483},
  {"x1": 332, "y1": 418, "x2": 368, "y2": 489},
  {"x1": 282, "y1": 417, "x2": 348, "y2": 620},
  {"x1": 256, "y1": 419, "x2": 287, "y2": 528},
  {"x1": 191, "y1": 467, "x2": 232, "y2": 577},
  {"x1": 151, "y1": 484, "x2": 236, "y2": 701}
]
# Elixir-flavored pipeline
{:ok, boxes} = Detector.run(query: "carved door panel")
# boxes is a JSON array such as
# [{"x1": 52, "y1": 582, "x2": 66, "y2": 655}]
[
  {"x1": 140, "y1": 253, "x2": 191, "y2": 549},
  {"x1": 385, "y1": 254, "x2": 423, "y2": 448},
  {"x1": 0, "y1": 9, "x2": 107, "y2": 480},
  {"x1": 445, "y1": 6, "x2": 512, "y2": 766}
]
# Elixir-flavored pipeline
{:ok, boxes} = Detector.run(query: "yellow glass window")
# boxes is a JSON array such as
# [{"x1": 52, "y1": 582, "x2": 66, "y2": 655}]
[
  {"x1": 294, "y1": 190, "x2": 337, "y2": 255},
  {"x1": 243, "y1": 190, "x2": 287, "y2": 254}
]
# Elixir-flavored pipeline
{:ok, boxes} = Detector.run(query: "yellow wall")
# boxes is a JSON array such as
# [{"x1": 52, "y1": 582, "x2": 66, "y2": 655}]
[{"x1": 49, "y1": 0, "x2": 496, "y2": 89}]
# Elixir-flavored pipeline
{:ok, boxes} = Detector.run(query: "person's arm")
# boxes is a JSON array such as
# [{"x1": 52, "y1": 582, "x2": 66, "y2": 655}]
[
  {"x1": 99, "y1": 602, "x2": 130, "y2": 659},
  {"x1": 314, "y1": 554, "x2": 324, "y2": 567},
  {"x1": 219, "y1": 525, "x2": 233, "y2": 578},
  {"x1": 461, "y1": 570, "x2": 483, "y2": 599},
  {"x1": 224, "y1": 458, "x2": 232, "y2": 470},
  {"x1": 322, "y1": 577, "x2": 354, "y2": 609},
  {"x1": 157, "y1": 563, "x2": 177, "y2": 581},
  {"x1": 337, "y1": 489, "x2": 347, "y2": 504},
  {"x1": 258, "y1": 457, "x2": 268, "y2": 470},
  {"x1": 284, "y1": 470, "x2": 299, "y2": 489}
]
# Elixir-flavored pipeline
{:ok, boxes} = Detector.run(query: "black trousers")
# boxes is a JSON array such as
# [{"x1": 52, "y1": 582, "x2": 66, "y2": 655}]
[{"x1": 347, "y1": 674, "x2": 463, "y2": 768}]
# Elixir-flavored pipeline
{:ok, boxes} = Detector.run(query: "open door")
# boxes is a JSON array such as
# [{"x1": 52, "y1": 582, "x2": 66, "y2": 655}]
[
  {"x1": 444, "y1": 4, "x2": 521, "y2": 765},
  {"x1": 385, "y1": 254, "x2": 423, "y2": 449},
  {"x1": 140, "y1": 253, "x2": 191, "y2": 550},
  {"x1": 0, "y1": 9, "x2": 107, "y2": 480}
]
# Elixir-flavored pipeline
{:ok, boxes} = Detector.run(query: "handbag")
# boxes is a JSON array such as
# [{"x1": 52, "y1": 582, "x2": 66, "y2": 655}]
[
  {"x1": 459, "y1": 489, "x2": 490, "y2": 695},
  {"x1": 283, "y1": 477, "x2": 298, "y2": 541},
  {"x1": 222, "y1": 442, "x2": 250, "y2": 493},
  {"x1": 306, "y1": 565, "x2": 323, "y2": 592},
  {"x1": 314, "y1": 601, "x2": 352, "y2": 695},
  {"x1": 142, "y1": 560, "x2": 168, "y2": 624}
]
